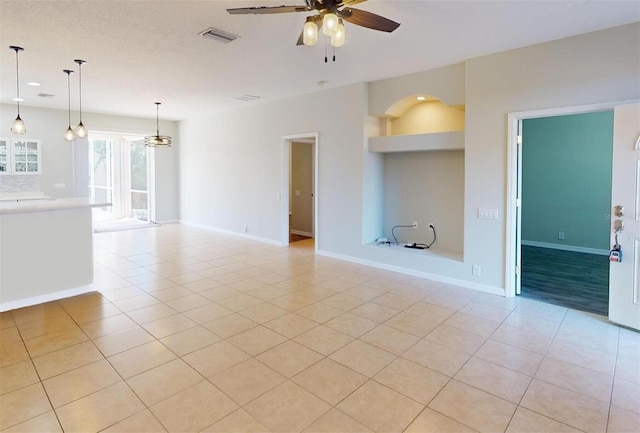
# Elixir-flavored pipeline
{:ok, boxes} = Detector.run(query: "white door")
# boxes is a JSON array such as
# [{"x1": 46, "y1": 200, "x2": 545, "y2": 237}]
[{"x1": 609, "y1": 102, "x2": 640, "y2": 330}]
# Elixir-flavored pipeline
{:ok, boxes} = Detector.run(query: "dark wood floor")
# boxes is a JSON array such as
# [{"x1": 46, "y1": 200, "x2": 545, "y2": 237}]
[
  {"x1": 289, "y1": 232, "x2": 311, "y2": 243},
  {"x1": 520, "y1": 246, "x2": 609, "y2": 316}
]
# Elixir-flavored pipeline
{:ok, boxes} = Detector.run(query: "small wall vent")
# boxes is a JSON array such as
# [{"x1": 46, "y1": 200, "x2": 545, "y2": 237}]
[
  {"x1": 199, "y1": 27, "x2": 240, "y2": 43},
  {"x1": 37, "y1": 93, "x2": 55, "y2": 98}
]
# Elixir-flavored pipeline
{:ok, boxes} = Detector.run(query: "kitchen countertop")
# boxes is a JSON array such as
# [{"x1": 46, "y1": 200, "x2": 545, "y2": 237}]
[{"x1": 0, "y1": 197, "x2": 112, "y2": 215}]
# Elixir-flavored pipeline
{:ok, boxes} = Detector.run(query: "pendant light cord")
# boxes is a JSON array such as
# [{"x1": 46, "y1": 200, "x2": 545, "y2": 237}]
[
  {"x1": 15, "y1": 48, "x2": 20, "y2": 116},
  {"x1": 78, "y1": 64, "x2": 82, "y2": 123},
  {"x1": 156, "y1": 103, "x2": 160, "y2": 136},
  {"x1": 67, "y1": 72, "x2": 71, "y2": 125}
]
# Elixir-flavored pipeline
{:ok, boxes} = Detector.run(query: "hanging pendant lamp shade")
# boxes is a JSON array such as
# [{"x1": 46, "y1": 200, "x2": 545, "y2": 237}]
[
  {"x1": 10, "y1": 46, "x2": 26, "y2": 134},
  {"x1": 303, "y1": 17, "x2": 318, "y2": 46},
  {"x1": 63, "y1": 69, "x2": 75, "y2": 142},
  {"x1": 145, "y1": 102, "x2": 172, "y2": 147},
  {"x1": 331, "y1": 19, "x2": 345, "y2": 47},
  {"x1": 74, "y1": 59, "x2": 88, "y2": 138},
  {"x1": 322, "y1": 12, "x2": 338, "y2": 35}
]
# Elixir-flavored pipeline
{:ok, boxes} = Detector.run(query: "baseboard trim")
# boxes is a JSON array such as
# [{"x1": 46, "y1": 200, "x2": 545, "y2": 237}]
[
  {"x1": 0, "y1": 284, "x2": 96, "y2": 312},
  {"x1": 156, "y1": 219, "x2": 179, "y2": 224},
  {"x1": 316, "y1": 249, "x2": 505, "y2": 297},
  {"x1": 290, "y1": 230, "x2": 313, "y2": 237},
  {"x1": 180, "y1": 220, "x2": 283, "y2": 246},
  {"x1": 522, "y1": 240, "x2": 609, "y2": 256}
]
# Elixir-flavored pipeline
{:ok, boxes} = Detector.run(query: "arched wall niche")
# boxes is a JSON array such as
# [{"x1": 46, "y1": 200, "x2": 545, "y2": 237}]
[
  {"x1": 364, "y1": 64, "x2": 466, "y2": 260},
  {"x1": 380, "y1": 94, "x2": 465, "y2": 136}
]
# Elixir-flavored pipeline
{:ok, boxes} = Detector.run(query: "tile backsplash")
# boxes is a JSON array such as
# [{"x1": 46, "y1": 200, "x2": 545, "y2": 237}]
[{"x1": 0, "y1": 175, "x2": 41, "y2": 193}]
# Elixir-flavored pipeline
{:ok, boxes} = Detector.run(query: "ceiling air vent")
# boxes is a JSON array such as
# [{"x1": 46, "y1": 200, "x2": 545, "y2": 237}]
[
  {"x1": 235, "y1": 94, "x2": 261, "y2": 102},
  {"x1": 37, "y1": 93, "x2": 54, "y2": 98},
  {"x1": 199, "y1": 27, "x2": 240, "y2": 43}
]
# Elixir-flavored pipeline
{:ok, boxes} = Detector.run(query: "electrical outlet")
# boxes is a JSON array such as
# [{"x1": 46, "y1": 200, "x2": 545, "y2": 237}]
[
  {"x1": 558, "y1": 231, "x2": 565, "y2": 240},
  {"x1": 412, "y1": 221, "x2": 418, "y2": 229},
  {"x1": 428, "y1": 223, "x2": 434, "y2": 232},
  {"x1": 472, "y1": 265, "x2": 482, "y2": 277}
]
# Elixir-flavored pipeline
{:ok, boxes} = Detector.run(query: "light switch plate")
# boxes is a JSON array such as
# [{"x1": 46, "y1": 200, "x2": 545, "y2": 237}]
[{"x1": 478, "y1": 208, "x2": 499, "y2": 220}]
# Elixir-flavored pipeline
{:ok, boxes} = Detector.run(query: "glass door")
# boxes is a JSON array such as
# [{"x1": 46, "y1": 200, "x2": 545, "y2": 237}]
[
  {"x1": 128, "y1": 138, "x2": 149, "y2": 221},
  {"x1": 89, "y1": 134, "x2": 151, "y2": 226},
  {"x1": 89, "y1": 137, "x2": 115, "y2": 222}
]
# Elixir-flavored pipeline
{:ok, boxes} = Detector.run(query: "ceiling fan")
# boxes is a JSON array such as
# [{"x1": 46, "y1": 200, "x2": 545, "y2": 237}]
[{"x1": 227, "y1": 0, "x2": 400, "y2": 46}]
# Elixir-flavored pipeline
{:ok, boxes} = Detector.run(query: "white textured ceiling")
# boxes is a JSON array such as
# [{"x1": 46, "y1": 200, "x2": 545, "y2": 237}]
[{"x1": 1, "y1": 0, "x2": 638, "y2": 121}]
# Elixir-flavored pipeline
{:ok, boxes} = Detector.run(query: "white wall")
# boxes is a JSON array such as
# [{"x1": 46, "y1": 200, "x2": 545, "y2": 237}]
[
  {"x1": 383, "y1": 150, "x2": 464, "y2": 253},
  {"x1": 179, "y1": 23, "x2": 639, "y2": 294},
  {"x1": 0, "y1": 104, "x2": 179, "y2": 222},
  {"x1": 464, "y1": 23, "x2": 639, "y2": 289},
  {"x1": 179, "y1": 84, "x2": 367, "y2": 250}
]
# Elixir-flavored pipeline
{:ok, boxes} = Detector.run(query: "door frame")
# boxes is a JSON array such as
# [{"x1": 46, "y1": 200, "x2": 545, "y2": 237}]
[
  {"x1": 505, "y1": 100, "x2": 635, "y2": 297},
  {"x1": 281, "y1": 132, "x2": 319, "y2": 250}
]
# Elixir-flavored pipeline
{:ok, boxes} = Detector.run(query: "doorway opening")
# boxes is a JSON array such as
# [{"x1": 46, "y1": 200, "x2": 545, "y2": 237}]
[
  {"x1": 519, "y1": 112, "x2": 613, "y2": 315},
  {"x1": 281, "y1": 133, "x2": 318, "y2": 250},
  {"x1": 89, "y1": 133, "x2": 157, "y2": 232},
  {"x1": 506, "y1": 104, "x2": 617, "y2": 316}
]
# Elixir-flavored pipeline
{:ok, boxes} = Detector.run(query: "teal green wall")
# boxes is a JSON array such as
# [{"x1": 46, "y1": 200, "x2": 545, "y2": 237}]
[{"x1": 522, "y1": 111, "x2": 613, "y2": 251}]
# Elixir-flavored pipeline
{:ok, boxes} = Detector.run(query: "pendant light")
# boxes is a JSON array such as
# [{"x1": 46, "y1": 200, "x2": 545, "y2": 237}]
[
  {"x1": 63, "y1": 69, "x2": 75, "y2": 142},
  {"x1": 145, "y1": 102, "x2": 172, "y2": 147},
  {"x1": 74, "y1": 59, "x2": 88, "y2": 138},
  {"x1": 9, "y1": 46, "x2": 26, "y2": 134}
]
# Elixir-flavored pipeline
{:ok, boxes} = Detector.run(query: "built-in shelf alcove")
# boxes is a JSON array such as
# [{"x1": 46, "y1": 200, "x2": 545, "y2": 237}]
[{"x1": 363, "y1": 63, "x2": 466, "y2": 261}]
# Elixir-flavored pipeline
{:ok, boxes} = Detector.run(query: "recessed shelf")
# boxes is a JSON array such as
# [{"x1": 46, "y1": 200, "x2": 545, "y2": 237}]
[
  {"x1": 368, "y1": 131, "x2": 464, "y2": 153},
  {"x1": 365, "y1": 242, "x2": 463, "y2": 262}
]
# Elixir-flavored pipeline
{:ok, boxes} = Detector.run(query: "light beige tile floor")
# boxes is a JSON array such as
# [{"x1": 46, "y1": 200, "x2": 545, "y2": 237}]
[{"x1": 1, "y1": 224, "x2": 639, "y2": 432}]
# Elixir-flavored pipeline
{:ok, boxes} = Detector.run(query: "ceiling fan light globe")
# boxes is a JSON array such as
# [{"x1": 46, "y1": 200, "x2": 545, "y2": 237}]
[
  {"x1": 322, "y1": 13, "x2": 338, "y2": 35},
  {"x1": 303, "y1": 20, "x2": 318, "y2": 45},
  {"x1": 11, "y1": 115, "x2": 26, "y2": 134},
  {"x1": 331, "y1": 21, "x2": 345, "y2": 47}
]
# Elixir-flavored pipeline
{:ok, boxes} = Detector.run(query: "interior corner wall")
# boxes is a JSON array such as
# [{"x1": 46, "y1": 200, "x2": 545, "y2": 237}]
[
  {"x1": 0, "y1": 104, "x2": 180, "y2": 223},
  {"x1": 362, "y1": 108, "x2": 384, "y2": 244},
  {"x1": 179, "y1": 83, "x2": 368, "y2": 250},
  {"x1": 521, "y1": 112, "x2": 613, "y2": 251}
]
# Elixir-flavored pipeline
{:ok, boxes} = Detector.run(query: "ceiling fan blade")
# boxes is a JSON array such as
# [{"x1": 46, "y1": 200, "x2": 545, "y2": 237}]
[
  {"x1": 227, "y1": 5, "x2": 311, "y2": 15},
  {"x1": 337, "y1": 7, "x2": 400, "y2": 32}
]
